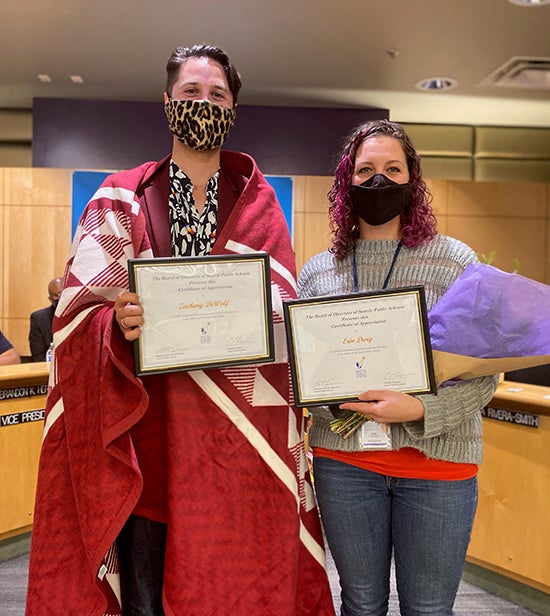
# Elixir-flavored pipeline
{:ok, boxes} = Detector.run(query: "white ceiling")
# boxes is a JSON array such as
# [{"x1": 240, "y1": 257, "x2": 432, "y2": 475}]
[{"x1": 2, "y1": 0, "x2": 550, "y2": 127}]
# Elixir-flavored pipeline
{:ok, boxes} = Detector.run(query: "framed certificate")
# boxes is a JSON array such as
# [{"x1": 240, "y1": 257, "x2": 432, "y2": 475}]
[
  {"x1": 283, "y1": 286, "x2": 435, "y2": 407},
  {"x1": 128, "y1": 253, "x2": 274, "y2": 375}
]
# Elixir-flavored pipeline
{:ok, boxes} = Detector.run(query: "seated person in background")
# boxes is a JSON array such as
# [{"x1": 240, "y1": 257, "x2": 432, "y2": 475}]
[
  {"x1": 0, "y1": 330, "x2": 20, "y2": 365},
  {"x1": 28, "y1": 277, "x2": 63, "y2": 361}
]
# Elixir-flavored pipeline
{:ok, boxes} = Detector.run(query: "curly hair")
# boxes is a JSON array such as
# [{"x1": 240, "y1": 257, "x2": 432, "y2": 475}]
[
  {"x1": 165, "y1": 44, "x2": 242, "y2": 105},
  {"x1": 328, "y1": 119, "x2": 437, "y2": 259}
]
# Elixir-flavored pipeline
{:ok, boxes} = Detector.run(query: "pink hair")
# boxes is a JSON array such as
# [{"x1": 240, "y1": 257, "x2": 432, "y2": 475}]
[{"x1": 328, "y1": 120, "x2": 437, "y2": 259}]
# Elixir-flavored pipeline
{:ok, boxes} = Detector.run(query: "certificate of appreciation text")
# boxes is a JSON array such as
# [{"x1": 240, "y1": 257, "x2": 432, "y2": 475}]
[
  {"x1": 283, "y1": 286, "x2": 435, "y2": 406},
  {"x1": 128, "y1": 253, "x2": 274, "y2": 375}
]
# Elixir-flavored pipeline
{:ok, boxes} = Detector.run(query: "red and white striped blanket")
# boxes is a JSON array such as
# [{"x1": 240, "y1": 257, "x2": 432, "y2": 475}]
[{"x1": 26, "y1": 151, "x2": 335, "y2": 615}]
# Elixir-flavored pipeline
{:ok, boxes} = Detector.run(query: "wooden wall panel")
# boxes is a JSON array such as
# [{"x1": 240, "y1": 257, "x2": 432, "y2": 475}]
[
  {"x1": 3, "y1": 203, "x2": 71, "y2": 355},
  {"x1": 292, "y1": 179, "x2": 307, "y2": 272},
  {"x1": 446, "y1": 181, "x2": 547, "y2": 218},
  {"x1": 475, "y1": 159, "x2": 550, "y2": 184},
  {"x1": 448, "y1": 216, "x2": 545, "y2": 282},
  {"x1": 426, "y1": 179, "x2": 450, "y2": 236},
  {"x1": 444, "y1": 181, "x2": 547, "y2": 282},
  {"x1": 297, "y1": 212, "x2": 332, "y2": 274},
  {"x1": 296, "y1": 176, "x2": 332, "y2": 214},
  {"x1": 3, "y1": 168, "x2": 72, "y2": 206},
  {"x1": 293, "y1": 211, "x2": 305, "y2": 275},
  {"x1": 0, "y1": 110, "x2": 32, "y2": 142},
  {"x1": 474, "y1": 126, "x2": 550, "y2": 159},
  {"x1": 420, "y1": 158, "x2": 473, "y2": 181},
  {"x1": 293, "y1": 176, "x2": 332, "y2": 273},
  {"x1": 0, "y1": 145, "x2": 32, "y2": 168},
  {"x1": 402, "y1": 124, "x2": 474, "y2": 157},
  {"x1": 1, "y1": 168, "x2": 72, "y2": 355},
  {"x1": 434, "y1": 179, "x2": 449, "y2": 235},
  {"x1": 425, "y1": 179, "x2": 449, "y2": 218}
]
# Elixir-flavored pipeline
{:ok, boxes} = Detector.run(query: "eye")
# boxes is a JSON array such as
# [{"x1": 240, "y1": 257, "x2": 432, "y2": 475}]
[
  {"x1": 355, "y1": 165, "x2": 372, "y2": 175},
  {"x1": 212, "y1": 90, "x2": 229, "y2": 102},
  {"x1": 386, "y1": 166, "x2": 403, "y2": 173}
]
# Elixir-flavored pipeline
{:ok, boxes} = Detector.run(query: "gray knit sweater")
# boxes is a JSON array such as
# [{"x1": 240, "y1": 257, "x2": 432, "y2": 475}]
[{"x1": 298, "y1": 235, "x2": 498, "y2": 464}]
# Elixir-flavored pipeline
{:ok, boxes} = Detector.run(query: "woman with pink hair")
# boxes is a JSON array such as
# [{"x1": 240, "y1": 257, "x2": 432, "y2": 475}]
[{"x1": 299, "y1": 119, "x2": 498, "y2": 616}]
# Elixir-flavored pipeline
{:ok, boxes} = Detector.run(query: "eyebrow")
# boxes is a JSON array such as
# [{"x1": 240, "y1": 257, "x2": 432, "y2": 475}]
[
  {"x1": 180, "y1": 80, "x2": 229, "y2": 92},
  {"x1": 355, "y1": 159, "x2": 404, "y2": 165}
]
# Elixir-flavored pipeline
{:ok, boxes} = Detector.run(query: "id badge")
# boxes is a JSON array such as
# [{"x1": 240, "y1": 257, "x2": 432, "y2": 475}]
[{"x1": 359, "y1": 421, "x2": 392, "y2": 450}]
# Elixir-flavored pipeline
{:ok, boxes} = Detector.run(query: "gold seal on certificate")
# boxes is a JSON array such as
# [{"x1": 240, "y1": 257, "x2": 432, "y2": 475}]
[
  {"x1": 128, "y1": 253, "x2": 274, "y2": 375},
  {"x1": 283, "y1": 286, "x2": 435, "y2": 407}
]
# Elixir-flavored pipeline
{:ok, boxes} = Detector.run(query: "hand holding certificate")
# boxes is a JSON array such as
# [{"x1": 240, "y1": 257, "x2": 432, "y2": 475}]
[
  {"x1": 284, "y1": 286, "x2": 435, "y2": 445},
  {"x1": 128, "y1": 253, "x2": 274, "y2": 375},
  {"x1": 283, "y1": 286, "x2": 435, "y2": 407}
]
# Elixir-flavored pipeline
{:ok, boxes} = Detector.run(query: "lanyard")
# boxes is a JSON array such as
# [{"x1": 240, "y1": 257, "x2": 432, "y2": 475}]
[{"x1": 352, "y1": 241, "x2": 402, "y2": 293}]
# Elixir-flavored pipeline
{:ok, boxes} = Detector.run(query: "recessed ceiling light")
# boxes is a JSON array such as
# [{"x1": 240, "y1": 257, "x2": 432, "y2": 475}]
[
  {"x1": 70, "y1": 75, "x2": 84, "y2": 84},
  {"x1": 37, "y1": 74, "x2": 52, "y2": 83},
  {"x1": 508, "y1": 0, "x2": 550, "y2": 5},
  {"x1": 415, "y1": 77, "x2": 458, "y2": 92}
]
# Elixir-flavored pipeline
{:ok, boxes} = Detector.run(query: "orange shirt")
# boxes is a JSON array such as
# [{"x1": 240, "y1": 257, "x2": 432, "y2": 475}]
[{"x1": 313, "y1": 446, "x2": 477, "y2": 480}]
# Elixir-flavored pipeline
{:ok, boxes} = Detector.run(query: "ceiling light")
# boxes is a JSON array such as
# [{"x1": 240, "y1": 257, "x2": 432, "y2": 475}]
[
  {"x1": 37, "y1": 74, "x2": 52, "y2": 83},
  {"x1": 70, "y1": 75, "x2": 84, "y2": 84},
  {"x1": 415, "y1": 77, "x2": 458, "y2": 92},
  {"x1": 508, "y1": 0, "x2": 550, "y2": 5}
]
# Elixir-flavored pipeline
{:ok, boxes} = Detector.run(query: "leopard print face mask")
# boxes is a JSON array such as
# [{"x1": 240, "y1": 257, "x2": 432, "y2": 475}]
[{"x1": 164, "y1": 98, "x2": 236, "y2": 151}]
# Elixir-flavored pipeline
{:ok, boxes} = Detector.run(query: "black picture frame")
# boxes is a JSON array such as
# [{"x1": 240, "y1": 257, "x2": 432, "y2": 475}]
[{"x1": 128, "y1": 252, "x2": 274, "y2": 376}]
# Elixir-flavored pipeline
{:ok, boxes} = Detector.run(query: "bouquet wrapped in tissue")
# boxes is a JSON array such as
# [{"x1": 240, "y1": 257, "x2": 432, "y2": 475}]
[
  {"x1": 429, "y1": 263, "x2": 550, "y2": 384},
  {"x1": 330, "y1": 263, "x2": 550, "y2": 439}
]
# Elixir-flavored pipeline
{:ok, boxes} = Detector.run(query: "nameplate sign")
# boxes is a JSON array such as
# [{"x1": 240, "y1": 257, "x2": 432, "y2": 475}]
[
  {"x1": 482, "y1": 406, "x2": 539, "y2": 429},
  {"x1": 0, "y1": 384, "x2": 48, "y2": 400},
  {"x1": 0, "y1": 409, "x2": 45, "y2": 427}
]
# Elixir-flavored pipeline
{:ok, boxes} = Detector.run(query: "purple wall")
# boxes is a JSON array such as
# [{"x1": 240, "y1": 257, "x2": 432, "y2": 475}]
[{"x1": 32, "y1": 98, "x2": 388, "y2": 175}]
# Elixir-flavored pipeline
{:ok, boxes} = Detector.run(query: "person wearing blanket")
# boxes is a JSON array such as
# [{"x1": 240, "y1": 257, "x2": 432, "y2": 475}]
[{"x1": 26, "y1": 44, "x2": 335, "y2": 616}]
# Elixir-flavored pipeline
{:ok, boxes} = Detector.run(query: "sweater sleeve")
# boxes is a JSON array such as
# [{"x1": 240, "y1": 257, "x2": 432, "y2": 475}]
[
  {"x1": 297, "y1": 254, "x2": 324, "y2": 299},
  {"x1": 402, "y1": 374, "x2": 499, "y2": 440}
]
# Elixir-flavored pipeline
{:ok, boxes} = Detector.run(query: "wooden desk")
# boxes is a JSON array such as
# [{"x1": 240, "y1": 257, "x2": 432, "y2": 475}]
[
  {"x1": 0, "y1": 363, "x2": 49, "y2": 541},
  {"x1": 467, "y1": 380, "x2": 550, "y2": 594}
]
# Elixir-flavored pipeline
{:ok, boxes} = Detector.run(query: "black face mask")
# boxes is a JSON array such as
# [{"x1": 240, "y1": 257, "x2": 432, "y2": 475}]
[{"x1": 350, "y1": 174, "x2": 410, "y2": 226}]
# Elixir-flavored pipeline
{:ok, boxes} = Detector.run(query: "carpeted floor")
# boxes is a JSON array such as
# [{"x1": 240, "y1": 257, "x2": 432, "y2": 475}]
[{"x1": 0, "y1": 550, "x2": 544, "y2": 615}]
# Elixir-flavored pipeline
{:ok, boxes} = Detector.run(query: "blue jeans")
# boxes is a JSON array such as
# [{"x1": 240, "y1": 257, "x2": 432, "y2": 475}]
[{"x1": 313, "y1": 456, "x2": 477, "y2": 616}]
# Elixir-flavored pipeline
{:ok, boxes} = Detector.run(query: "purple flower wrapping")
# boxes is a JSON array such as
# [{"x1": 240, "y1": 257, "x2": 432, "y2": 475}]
[
  {"x1": 426, "y1": 263, "x2": 550, "y2": 384},
  {"x1": 429, "y1": 263, "x2": 550, "y2": 359}
]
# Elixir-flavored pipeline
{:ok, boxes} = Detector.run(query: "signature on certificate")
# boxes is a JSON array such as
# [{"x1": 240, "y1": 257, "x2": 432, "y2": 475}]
[{"x1": 312, "y1": 377, "x2": 342, "y2": 392}]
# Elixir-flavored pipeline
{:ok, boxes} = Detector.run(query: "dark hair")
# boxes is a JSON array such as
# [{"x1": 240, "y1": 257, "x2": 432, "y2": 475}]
[
  {"x1": 328, "y1": 119, "x2": 437, "y2": 259},
  {"x1": 165, "y1": 44, "x2": 242, "y2": 105}
]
